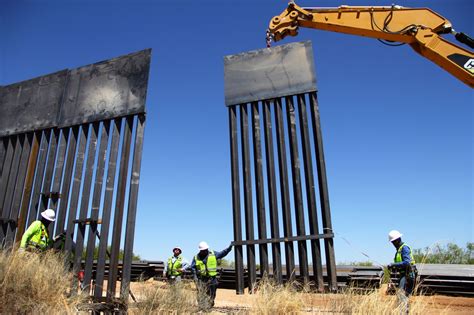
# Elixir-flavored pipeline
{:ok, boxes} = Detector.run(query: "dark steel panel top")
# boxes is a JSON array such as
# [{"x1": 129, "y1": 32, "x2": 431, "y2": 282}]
[
  {"x1": 224, "y1": 41, "x2": 316, "y2": 106},
  {"x1": 0, "y1": 71, "x2": 68, "y2": 137},
  {"x1": 58, "y1": 49, "x2": 151, "y2": 127},
  {"x1": 0, "y1": 49, "x2": 151, "y2": 136}
]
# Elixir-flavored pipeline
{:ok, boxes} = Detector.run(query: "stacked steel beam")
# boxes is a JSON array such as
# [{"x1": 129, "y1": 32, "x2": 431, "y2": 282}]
[
  {"x1": 80, "y1": 260, "x2": 163, "y2": 282},
  {"x1": 348, "y1": 264, "x2": 474, "y2": 297},
  {"x1": 92, "y1": 261, "x2": 473, "y2": 297},
  {"x1": 406, "y1": 264, "x2": 474, "y2": 297},
  {"x1": 348, "y1": 266, "x2": 384, "y2": 291}
]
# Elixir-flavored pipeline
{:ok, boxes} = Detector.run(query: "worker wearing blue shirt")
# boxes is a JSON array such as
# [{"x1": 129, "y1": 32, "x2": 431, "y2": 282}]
[
  {"x1": 163, "y1": 246, "x2": 189, "y2": 283},
  {"x1": 387, "y1": 230, "x2": 417, "y2": 314},
  {"x1": 191, "y1": 241, "x2": 232, "y2": 311}
]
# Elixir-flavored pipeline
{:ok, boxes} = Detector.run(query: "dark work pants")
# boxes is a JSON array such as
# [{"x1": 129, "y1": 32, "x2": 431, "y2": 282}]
[{"x1": 196, "y1": 276, "x2": 218, "y2": 310}]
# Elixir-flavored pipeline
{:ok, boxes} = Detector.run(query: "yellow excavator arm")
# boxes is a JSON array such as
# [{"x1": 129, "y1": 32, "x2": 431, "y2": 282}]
[{"x1": 268, "y1": 2, "x2": 474, "y2": 88}]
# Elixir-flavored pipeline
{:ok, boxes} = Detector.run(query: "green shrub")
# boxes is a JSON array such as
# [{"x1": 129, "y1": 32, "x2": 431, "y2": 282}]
[{"x1": 413, "y1": 242, "x2": 473, "y2": 264}]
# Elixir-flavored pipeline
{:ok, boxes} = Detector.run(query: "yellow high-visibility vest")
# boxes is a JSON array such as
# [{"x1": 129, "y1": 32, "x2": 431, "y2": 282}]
[
  {"x1": 20, "y1": 221, "x2": 50, "y2": 250},
  {"x1": 195, "y1": 250, "x2": 217, "y2": 277},
  {"x1": 167, "y1": 255, "x2": 183, "y2": 276}
]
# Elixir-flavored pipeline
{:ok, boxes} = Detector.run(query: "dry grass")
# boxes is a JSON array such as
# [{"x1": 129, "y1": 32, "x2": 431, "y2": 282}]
[
  {"x1": 0, "y1": 249, "x2": 460, "y2": 315},
  {"x1": 321, "y1": 288, "x2": 412, "y2": 314},
  {"x1": 0, "y1": 249, "x2": 87, "y2": 314},
  {"x1": 250, "y1": 277, "x2": 306, "y2": 314},
  {"x1": 303, "y1": 285, "x2": 455, "y2": 314},
  {"x1": 130, "y1": 278, "x2": 456, "y2": 314},
  {"x1": 131, "y1": 280, "x2": 197, "y2": 314}
]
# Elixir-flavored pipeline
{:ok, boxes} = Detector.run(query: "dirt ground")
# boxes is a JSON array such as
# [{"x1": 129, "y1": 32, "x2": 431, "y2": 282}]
[{"x1": 130, "y1": 280, "x2": 474, "y2": 314}]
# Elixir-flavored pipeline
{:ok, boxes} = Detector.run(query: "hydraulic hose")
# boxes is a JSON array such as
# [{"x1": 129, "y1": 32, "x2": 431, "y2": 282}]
[{"x1": 455, "y1": 32, "x2": 474, "y2": 49}]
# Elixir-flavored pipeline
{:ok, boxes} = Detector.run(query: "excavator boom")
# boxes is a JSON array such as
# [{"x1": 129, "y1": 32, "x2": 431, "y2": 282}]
[{"x1": 268, "y1": 3, "x2": 474, "y2": 88}]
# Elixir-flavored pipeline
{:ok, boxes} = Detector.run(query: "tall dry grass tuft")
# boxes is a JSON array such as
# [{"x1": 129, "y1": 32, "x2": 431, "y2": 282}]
[
  {"x1": 321, "y1": 287, "x2": 451, "y2": 315},
  {"x1": 0, "y1": 249, "x2": 86, "y2": 314},
  {"x1": 250, "y1": 276, "x2": 306, "y2": 314},
  {"x1": 249, "y1": 280, "x2": 454, "y2": 314},
  {"x1": 132, "y1": 281, "x2": 197, "y2": 314}
]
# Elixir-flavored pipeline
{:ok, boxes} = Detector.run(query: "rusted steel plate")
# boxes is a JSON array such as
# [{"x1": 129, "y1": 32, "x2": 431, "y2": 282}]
[{"x1": 224, "y1": 41, "x2": 316, "y2": 106}]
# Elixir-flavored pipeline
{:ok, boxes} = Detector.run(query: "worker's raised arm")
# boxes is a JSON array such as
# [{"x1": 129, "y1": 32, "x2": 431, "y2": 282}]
[{"x1": 268, "y1": 2, "x2": 474, "y2": 88}]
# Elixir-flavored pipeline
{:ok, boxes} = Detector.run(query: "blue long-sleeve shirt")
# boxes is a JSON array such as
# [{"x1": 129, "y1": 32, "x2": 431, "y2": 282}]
[
  {"x1": 190, "y1": 245, "x2": 232, "y2": 275},
  {"x1": 392, "y1": 243, "x2": 412, "y2": 268}
]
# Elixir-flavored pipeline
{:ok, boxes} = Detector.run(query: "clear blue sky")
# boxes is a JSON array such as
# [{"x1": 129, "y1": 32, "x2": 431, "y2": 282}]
[{"x1": 2, "y1": 0, "x2": 472, "y2": 266}]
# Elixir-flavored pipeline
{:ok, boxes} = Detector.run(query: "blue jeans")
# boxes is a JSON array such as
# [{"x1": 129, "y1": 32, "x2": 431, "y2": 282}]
[
  {"x1": 397, "y1": 272, "x2": 415, "y2": 314},
  {"x1": 196, "y1": 276, "x2": 218, "y2": 310}
]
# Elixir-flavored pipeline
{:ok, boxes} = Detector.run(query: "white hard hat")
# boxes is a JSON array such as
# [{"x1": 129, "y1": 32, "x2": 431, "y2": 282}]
[
  {"x1": 388, "y1": 230, "x2": 402, "y2": 242},
  {"x1": 41, "y1": 209, "x2": 56, "y2": 222},
  {"x1": 198, "y1": 241, "x2": 209, "y2": 250},
  {"x1": 173, "y1": 246, "x2": 182, "y2": 252}
]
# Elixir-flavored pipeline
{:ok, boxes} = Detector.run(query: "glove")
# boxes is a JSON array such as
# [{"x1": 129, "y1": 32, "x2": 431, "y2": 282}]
[{"x1": 53, "y1": 232, "x2": 66, "y2": 242}]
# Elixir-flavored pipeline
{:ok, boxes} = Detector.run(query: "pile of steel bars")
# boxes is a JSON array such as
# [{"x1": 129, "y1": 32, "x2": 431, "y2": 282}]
[
  {"x1": 348, "y1": 264, "x2": 474, "y2": 297},
  {"x1": 347, "y1": 266, "x2": 385, "y2": 291},
  {"x1": 79, "y1": 260, "x2": 162, "y2": 282},
  {"x1": 90, "y1": 260, "x2": 474, "y2": 297},
  {"x1": 402, "y1": 264, "x2": 474, "y2": 297}
]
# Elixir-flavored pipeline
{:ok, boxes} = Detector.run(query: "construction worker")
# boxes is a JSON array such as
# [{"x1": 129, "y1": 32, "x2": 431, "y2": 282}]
[
  {"x1": 387, "y1": 230, "x2": 417, "y2": 314},
  {"x1": 20, "y1": 209, "x2": 56, "y2": 252},
  {"x1": 163, "y1": 246, "x2": 189, "y2": 283},
  {"x1": 191, "y1": 241, "x2": 232, "y2": 311}
]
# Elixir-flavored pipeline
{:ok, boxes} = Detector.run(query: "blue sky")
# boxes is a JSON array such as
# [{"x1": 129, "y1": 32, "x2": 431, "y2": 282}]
[{"x1": 1, "y1": 0, "x2": 472, "y2": 266}]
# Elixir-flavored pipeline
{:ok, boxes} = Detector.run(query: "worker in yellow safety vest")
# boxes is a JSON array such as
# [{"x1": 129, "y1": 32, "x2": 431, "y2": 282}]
[
  {"x1": 387, "y1": 230, "x2": 417, "y2": 314},
  {"x1": 20, "y1": 209, "x2": 56, "y2": 252},
  {"x1": 163, "y1": 246, "x2": 189, "y2": 283},
  {"x1": 190, "y1": 241, "x2": 232, "y2": 311}
]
